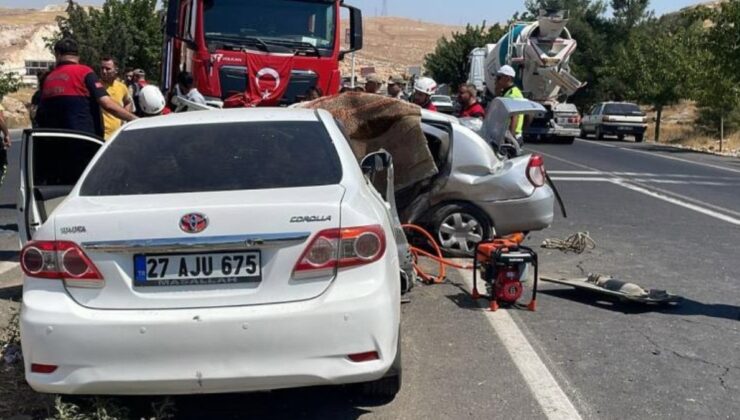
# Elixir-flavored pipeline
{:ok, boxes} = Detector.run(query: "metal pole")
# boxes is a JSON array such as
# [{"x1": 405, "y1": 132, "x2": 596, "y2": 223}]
[
  {"x1": 720, "y1": 116, "x2": 724, "y2": 152},
  {"x1": 351, "y1": 52, "x2": 356, "y2": 88}
]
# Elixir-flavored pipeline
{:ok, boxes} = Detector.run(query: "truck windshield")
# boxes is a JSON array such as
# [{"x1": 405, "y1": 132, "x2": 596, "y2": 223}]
[{"x1": 203, "y1": 0, "x2": 336, "y2": 51}]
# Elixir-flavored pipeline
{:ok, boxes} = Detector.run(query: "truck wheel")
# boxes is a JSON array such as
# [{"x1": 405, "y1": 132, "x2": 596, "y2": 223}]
[
  {"x1": 361, "y1": 333, "x2": 402, "y2": 399},
  {"x1": 635, "y1": 134, "x2": 644, "y2": 143}
]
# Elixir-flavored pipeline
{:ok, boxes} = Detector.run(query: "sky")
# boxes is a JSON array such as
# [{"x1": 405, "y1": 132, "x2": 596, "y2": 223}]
[{"x1": 1, "y1": 0, "x2": 709, "y2": 26}]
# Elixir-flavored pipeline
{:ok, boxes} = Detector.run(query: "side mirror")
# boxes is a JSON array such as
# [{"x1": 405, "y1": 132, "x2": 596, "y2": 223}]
[
  {"x1": 360, "y1": 150, "x2": 392, "y2": 176},
  {"x1": 340, "y1": 5, "x2": 363, "y2": 58},
  {"x1": 165, "y1": 0, "x2": 179, "y2": 37}
]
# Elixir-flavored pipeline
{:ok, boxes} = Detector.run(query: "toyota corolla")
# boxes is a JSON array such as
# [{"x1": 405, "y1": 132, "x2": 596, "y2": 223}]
[{"x1": 17, "y1": 109, "x2": 402, "y2": 397}]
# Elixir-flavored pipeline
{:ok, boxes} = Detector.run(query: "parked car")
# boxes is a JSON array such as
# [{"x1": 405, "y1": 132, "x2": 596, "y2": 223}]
[
  {"x1": 17, "y1": 109, "x2": 402, "y2": 397},
  {"x1": 430, "y1": 95, "x2": 455, "y2": 115},
  {"x1": 580, "y1": 101, "x2": 647, "y2": 142},
  {"x1": 396, "y1": 104, "x2": 555, "y2": 256}
]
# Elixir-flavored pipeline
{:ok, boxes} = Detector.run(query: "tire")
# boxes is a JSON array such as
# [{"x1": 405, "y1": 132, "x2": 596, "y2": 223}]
[
  {"x1": 595, "y1": 126, "x2": 604, "y2": 140},
  {"x1": 635, "y1": 133, "x2": 644, "y2": 143},
  {"x1": 579, "y1": 128, "x2": 588, "y2": 139},
  {"x1": 430, "y1": 203, "x2": 493, "y2": 257},
  {"x1": 361, "y1": 333, "x2": 402, "y2": 399},
  {"x1": 617, "y1": 134, "x2": 625, "y2": 141}
]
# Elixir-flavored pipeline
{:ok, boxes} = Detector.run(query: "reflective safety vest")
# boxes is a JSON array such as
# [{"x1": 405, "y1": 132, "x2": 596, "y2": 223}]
[{"x1": 503, "y1": 85, "x2": 524, "y2": 135}]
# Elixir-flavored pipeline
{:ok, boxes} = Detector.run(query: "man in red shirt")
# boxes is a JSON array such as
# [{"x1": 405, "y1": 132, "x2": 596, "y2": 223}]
[
  {"x1": 457, "y1": 83, "x2": 486, "y2": 119},
  {"x1": 37, "y1": 38, "x2": 136, "y2": 137}
]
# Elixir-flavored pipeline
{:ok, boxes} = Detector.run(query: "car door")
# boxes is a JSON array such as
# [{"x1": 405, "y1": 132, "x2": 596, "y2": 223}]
[{"x1": 18, "y1": 129, "x2": 103, "y2": 243}]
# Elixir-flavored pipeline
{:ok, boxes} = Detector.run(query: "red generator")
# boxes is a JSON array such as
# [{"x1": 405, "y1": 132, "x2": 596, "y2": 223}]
[{"x1": 472, "y1": 236, "x2": 539, "y2": 312}]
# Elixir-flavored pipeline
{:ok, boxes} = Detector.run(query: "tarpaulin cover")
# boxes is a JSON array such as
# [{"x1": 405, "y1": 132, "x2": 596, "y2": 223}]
[
  {"x1": 224, "y1": 51, "x2": 294, "y2": 107},
  {"x1": 301, "y1": 92, "x2": 438, "y2": 190}
]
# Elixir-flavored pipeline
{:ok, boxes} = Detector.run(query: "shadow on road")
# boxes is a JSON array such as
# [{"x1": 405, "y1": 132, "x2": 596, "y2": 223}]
[
  {"x1": 0, "y1": 250, "x2": 19, "y2": 262},
  {"x1": 540, "y1": 288, "x2": 740, "y2": 321},
  {"x1": 60, "y1": 385, "x2": 391, "y2": 419}
]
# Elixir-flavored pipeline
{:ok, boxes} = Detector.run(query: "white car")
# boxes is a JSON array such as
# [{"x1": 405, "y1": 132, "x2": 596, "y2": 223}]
[{"x1": 17, "y1": 109, "x2": 402, "y2": 397}]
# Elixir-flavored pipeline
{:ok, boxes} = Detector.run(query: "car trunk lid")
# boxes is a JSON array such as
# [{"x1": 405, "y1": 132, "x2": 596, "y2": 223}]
[{"x1": 56, "y1": 186, "x2": 344, "y2": 310}]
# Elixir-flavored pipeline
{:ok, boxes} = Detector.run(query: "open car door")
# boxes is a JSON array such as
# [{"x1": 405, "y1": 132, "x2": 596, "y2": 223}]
[{"x1": 17, "y1": 129, "x2": 103, "y2": 244}]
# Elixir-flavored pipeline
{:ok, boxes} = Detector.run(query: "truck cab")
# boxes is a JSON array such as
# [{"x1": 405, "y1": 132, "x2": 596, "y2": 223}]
[{"x1": 162, "y1": 0, "x2": 362, "y2": 106}]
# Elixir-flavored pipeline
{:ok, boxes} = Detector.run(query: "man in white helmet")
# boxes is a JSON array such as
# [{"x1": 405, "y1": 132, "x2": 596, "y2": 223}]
[
  {"x1": 412, "y1": 77, "x2": 437, "y2": 111},
  {"x1": 137, "y1": 85, "x2": 171, "y2": 117},
  {"x1": 494, "y1": 65, "x2": 525, "y2": 141}
]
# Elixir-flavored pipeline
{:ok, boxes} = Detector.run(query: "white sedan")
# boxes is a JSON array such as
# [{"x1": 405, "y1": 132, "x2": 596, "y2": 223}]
[{"x1": 17, "y1": 109, "x2": 402, "y2": 397}]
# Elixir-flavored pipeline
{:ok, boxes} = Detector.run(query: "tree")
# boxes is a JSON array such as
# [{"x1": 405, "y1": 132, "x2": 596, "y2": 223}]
[
  {"x1": 0, "y1": 64, "x2": 22, "y2": 101},
  {"x1": 423, "y1": 23, "x2": 505, "y2": 90},
  {"x1": 611, "y1": 0, "x2": 651, "y2": 29},
  {"x1": 606, "y1": 23, "x2": 697, "y2": 141},
  {"x1": 48, "y1": 0, "x2": 163, "y2": 79}
]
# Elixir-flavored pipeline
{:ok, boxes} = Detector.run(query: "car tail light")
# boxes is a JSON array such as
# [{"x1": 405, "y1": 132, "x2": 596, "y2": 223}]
[
  {"x1": 293, "y1": 225, "x2": 386, "y2": 279},
  {"x1": 569, "y1": 115, "x2": 581, "y2": 124},
  {"x1": 527, "y1": 154, "x2": 546, "y2": 188},
  {"x1": 20, "y1": 241, "x2": 103, "y2": 288}
]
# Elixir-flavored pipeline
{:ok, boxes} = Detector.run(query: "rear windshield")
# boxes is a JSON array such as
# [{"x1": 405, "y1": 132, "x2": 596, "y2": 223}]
[
  {"x1": 80, "y1": 121, "x2": 343, "y2": 196},
  {"x1": 603, "y1": 103, "x2": 643, "y2": 116}
]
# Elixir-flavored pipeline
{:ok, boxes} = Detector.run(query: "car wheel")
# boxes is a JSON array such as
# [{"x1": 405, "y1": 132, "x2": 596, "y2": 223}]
[
  {"x1": 431, "y1": 204, "x2": 492, "y2": 257},
  {"x1": 559, "y1": 136, "x2": 575, "y2": 144},
  {"x1": 595, "y1": 126, "x2": 604, "y2": 140},
  {"x1": 579, "y1": 128, "x2": 588, "y2": 139},
  {"x1": 635, "y1": 134, "x2": 644, "y2": 142},
  {"x1": 617, "y1": 134, "x2": 625, "y2": 141},
  {"x1": 361, "y1": 333, "x2": 402, "y2": 399}
]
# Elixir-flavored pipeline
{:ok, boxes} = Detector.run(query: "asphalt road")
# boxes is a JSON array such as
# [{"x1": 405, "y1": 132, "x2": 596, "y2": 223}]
[{"x1": 0, "y1": 132, "x2": 738, "y2": 419}]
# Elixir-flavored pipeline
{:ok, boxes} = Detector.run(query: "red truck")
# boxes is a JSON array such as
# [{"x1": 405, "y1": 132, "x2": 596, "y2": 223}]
[{"x1": 162, "y1": 0, "x2": 363, "y2": 106}]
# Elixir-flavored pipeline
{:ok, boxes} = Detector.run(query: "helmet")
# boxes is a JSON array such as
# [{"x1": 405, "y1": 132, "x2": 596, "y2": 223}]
[
  {"x1": 138, "y1": 85, "x2": 166, "y2": 115},
  {"x1": 414, "y1": 77, "x2": 437, "y2": 95},
  {"x1": 496, "y1": 65, "x2": 516, "y2": 78}
]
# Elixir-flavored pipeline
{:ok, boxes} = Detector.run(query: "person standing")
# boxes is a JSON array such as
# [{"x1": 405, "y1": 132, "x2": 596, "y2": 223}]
[
  {"x1": 0, "y1": 102, "x2": 10, "y2": 186},
  {"x1": 36, "y1": 38, "x2": 136, "y2": 137},
  {"x1": 456, "y1": 83, "x2": 486, "y2": 119},
  {"x1": 131, "y1": 69, "x2": 149, "y2": 117},
  {"x1": 177, "y1": 71, "x2": 207, "y2": 105},
  {"x1": 99, "y1": 56, "x2": 133, "y2": 139},
  {"x1": 364, "y1": 73, "x2": 382, "y2": 94},
  {"x1": 387, "y1": 75, "x2": 408, "y2": 101},
  {"x1": 411, "y1": 77, "x2": 438, "y2": 111},
  {"x1": 494, "y1": 65, "x2": 525, "y2": 141}
]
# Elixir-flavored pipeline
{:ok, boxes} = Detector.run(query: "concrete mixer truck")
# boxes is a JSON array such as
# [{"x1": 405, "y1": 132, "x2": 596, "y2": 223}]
[{"x1": 468, "y1": 9, "x2": 584, "y2": 144}]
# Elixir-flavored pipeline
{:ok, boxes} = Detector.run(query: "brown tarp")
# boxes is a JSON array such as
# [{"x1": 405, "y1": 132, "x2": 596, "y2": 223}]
[{"x1": 300, "y1": 92, "x2": 438, "y2": 190}]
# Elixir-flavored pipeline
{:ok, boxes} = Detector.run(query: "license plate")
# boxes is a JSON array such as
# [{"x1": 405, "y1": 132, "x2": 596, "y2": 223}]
[
  {"x1": 617, "y1": 126, "x2": 631, "y2": 131},
  {"x1": 133, "y1": 251, "x2": 261, "y2": 287}
]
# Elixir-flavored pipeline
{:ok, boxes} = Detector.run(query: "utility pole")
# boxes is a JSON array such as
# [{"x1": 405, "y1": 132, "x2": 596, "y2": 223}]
[{"x1": 381, "y1": 0, "x2": 388, "y2": 16}]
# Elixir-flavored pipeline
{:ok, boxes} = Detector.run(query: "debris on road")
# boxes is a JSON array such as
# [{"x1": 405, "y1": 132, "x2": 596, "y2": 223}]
[
  {"x1": 541, "y1": 231, "x2": 596, "y2": 254},
  {"x1": 541, "y1": 273, "x2": 682, "y2": 305}
]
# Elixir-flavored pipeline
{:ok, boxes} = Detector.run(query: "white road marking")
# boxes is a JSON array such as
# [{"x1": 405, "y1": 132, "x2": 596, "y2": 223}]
[
  {"x1": 552, "y1": 176, "x2": 739, "y2": 187},
  {"x1": 550, "y1": 177, "x2": 613, "y2": 182},
  {"x1": 456, "y1": 268, "x2": 583, "y2": 420},
  {"x1": 549, "y1": 170, "x2": 739, "y2": 180},
  {"x1": 538, "y1": 150, "x2": 740, "y2": 224},
  {"x1": 574, "y1": 138, "x2": 740, "y2": 175},
  {"x1": 610, "y1": 179, "x2": 740, "y2": 226}
]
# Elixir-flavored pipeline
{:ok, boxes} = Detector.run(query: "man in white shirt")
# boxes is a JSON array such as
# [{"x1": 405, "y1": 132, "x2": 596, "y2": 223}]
[{"x1": 177, "y1": 71, "x2": 207, "y2": 105}]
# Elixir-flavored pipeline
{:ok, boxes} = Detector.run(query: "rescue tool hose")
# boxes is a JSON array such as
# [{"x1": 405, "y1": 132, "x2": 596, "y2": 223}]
[
  {"x1": 545, "y1": 171, "x2": 567, "y2": 218},
  {"x1": 401, "y1": 224, "x2": 475, "y2": 284}
]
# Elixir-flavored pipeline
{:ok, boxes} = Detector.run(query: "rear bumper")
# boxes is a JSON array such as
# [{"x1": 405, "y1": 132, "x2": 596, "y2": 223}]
[
  {"x1": 20, "y1": 264, "x2": 400, "y2": 395},
  {"x1": 599, "y1": 123, "x2": 647, "y2": 135},
  {"x1": 524, "y1": 126, "x2": 580, "y2": 139},
  {"x1": 477, "y1": 185, "x2": 554, "y2": 235}
]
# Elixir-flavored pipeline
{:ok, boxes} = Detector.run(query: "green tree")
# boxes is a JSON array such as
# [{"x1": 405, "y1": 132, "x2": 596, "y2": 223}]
[
  {"x1": 606, "y1": 23, "x2": 697, "y2": 141},
  {"x1": 423, "y1": 23, "x2": 506, "y2": 90},
  {"x1": 48, "y1": 0, "x2": 163, "y2": 79},
  {"x1": 0, "y1": 64, "x2": 22, "y2": 101},
  {"x1": 611, "y1": 0, "x2": 651, "y2": 29},
  {"x1": 693, "y1": 1, "x2": 740, "y2": 135}
]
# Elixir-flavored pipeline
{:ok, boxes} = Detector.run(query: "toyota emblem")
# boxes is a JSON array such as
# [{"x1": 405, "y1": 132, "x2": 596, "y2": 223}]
[{"x1": 180, "y1": 213, "x2": 208, "y2": 234}]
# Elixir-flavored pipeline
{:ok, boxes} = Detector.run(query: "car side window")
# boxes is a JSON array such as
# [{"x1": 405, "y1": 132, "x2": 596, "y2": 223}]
[{"x1": 594, "y1": 105, "x2": 602, "y2": 115}]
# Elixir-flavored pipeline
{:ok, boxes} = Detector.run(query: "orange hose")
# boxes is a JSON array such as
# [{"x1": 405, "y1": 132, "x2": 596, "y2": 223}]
[{"x1": 402, "y1": 224, "x2": 474, "y2": 284}]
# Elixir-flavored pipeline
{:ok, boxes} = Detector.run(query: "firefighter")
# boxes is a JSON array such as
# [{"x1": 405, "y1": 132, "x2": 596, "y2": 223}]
[
  {"x1": 412, "y1": 77, "x2": 437, "y2": 111},
  {"x1": 36, "y1": 38, "x2": 136, "y2": 137},
  {"x1": 138, "y1": 85, "x2": 171, "y2": 116}
]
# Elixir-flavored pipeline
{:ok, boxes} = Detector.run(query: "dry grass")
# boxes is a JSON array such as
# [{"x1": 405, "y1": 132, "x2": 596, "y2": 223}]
[{"x1": 0, "y1": 8, "x2": 61, "y2": 25}]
